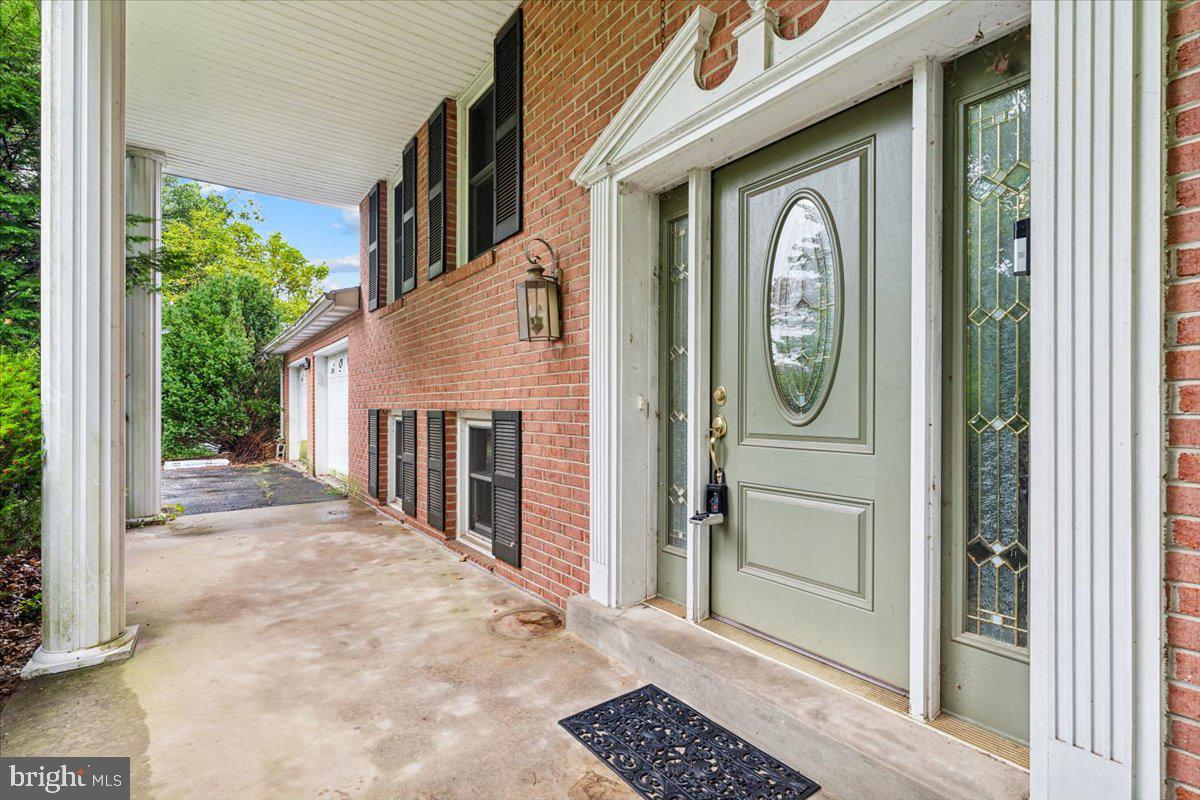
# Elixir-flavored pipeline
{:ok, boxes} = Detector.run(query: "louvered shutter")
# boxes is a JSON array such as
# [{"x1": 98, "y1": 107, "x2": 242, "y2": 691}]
[
  {"x1": 367, "y1": 184, "x2": 380, "y2": 310},
  {"x1": 401, "y1": 138, "x2": 418, "y2": 294},
  {"x1": 367, "y1": 409, "x2": 380, "y2": 498},
  {"x1": 393, "y1": 416, "x2": 403, "y2": 505},
  {"x1": 401, "y1": 410, "x2": 417, "y2": 516},
  {"x1": 492, "y1": 8, "x2": 523, "y2": 244},
  {"x1": 427, "y1": 411, "x2": 445, "y2": 530},
  {"x1": 491, "y1": 410, "x2": 521, "y2": 568},
  {"x1": 427, "y1": 102, "x2": 448, "y2": 278},
  {"x1": 392, "y1": 182, "x2": 402, "y2": 299}
]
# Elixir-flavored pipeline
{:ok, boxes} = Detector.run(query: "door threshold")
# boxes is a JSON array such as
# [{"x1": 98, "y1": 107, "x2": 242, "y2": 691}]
[{"x1": 641, "y1": 595, "x2": 1030, "y2": 770}]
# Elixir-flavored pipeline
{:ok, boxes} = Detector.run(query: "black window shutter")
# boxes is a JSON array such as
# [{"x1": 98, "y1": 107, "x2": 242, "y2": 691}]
[
  {"x1": 492, "y1": 8, "x2": 523, "y2": 244},
  {"x1": 401, "y1": 410, "x2": 417, "y2": 516},
  {"x1": 367, "y1": 409, "x2": 379, "y2": 498},
  {"x1": 392, "y1": 183, "x2": 403, "y2": 299},
  {"x1": 427, "y1": 102, "x2": 448, "y2": 279},
  {"x1": 401, "y1": 138, "x2": 418, "y2": 294},
  {"x1": 393, "y1": 417, "x2": 403, "y2": 504},
  {"x1": 367, "y1": 184, "x2": 380, "y2": 310},
  {"x1": 491, "y1": 410, "x2": 521, "y2": 568},
  {"x1": 427, "y1": 411, "x2": 445, "y2": 530}
]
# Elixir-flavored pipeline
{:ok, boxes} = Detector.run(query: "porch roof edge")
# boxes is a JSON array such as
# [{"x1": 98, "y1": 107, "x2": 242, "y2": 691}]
[{"x1": 264, "y1": 286, "x2": 360, "y2": 355}]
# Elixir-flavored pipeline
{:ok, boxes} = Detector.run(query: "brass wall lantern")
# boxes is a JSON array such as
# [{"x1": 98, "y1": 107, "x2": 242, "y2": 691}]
[{"x1": 516, "y1": 237, "x2": 562, "y2": 342}]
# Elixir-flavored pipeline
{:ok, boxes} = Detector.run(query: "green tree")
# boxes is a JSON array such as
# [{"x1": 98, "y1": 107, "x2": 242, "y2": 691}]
[
  {"x1": 162, "y1": 272, "x2": 283, "y2": 461},
  {"x1": 0, "y1": 348, "x2": 40, "y2": 553},
  {"x1": 0, "y1": 0, "x2": 40, "y2": 349},
  {"x1": 159, "y1": 177, "x2": 329, "y2": 322}
]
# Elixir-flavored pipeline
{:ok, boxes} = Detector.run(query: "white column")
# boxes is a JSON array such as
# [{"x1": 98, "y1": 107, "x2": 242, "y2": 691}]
[
  {"x1": 24, "y1": 0, "x2": 137, "y2": 678},
  {"x1": 125, "y1": 147, "x2": 164, "y2": 520},
  {"x1": 1028, "y1": 1, "x2": 1162, "y2": 797}
]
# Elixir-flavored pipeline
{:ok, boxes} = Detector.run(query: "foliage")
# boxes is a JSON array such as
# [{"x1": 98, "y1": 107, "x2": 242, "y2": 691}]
[
  {"x1": 125, "y1": 502, "x2": 184, "y2": 529},
  {"x1": 156, "y1": 176, "x2": 328, "y2": 323},
  {"x1": 162, "y1": 272, "x2": 283, "y2": 461},
  {"x1": 0, "y1": 348, "x2": 40, "y2": 554},
  {"x1": 0, "y1": 0, "x2": 40, "y2": 350}
]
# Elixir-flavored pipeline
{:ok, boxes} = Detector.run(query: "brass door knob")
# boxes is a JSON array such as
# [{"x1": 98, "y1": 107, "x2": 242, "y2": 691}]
[{"x1": 710, "y1": 414, "x2": 728, "y2": 440}]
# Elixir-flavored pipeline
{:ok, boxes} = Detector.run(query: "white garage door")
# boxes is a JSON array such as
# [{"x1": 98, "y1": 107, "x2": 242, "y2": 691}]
[{"x1": 324, "y1": 351, "x2": 349, "y2": 476}]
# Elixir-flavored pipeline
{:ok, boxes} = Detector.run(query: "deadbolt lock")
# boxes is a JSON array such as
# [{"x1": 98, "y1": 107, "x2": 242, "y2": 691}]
[
  {"x1": 710, "y1": 414, "x2": 728, "y2": 440},
  {"x1": 712, "y1": 385, "x2": 727, "y2": 406}
]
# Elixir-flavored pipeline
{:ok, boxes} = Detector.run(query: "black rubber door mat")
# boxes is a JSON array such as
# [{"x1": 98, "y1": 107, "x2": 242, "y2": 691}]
[{"x1": 559, "y1": 684, "x2": 820, "y2": 800}]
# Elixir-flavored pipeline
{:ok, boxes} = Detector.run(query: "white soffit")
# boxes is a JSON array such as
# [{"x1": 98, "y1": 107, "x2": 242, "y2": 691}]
[{"x1": 126, "y1": 0, "x2": 519, "y2": 207}]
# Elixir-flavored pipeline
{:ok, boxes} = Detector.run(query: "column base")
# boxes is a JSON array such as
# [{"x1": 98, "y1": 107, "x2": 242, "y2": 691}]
[{"x1": 20, "y1": 625, "x2": 139, "y2": 679}]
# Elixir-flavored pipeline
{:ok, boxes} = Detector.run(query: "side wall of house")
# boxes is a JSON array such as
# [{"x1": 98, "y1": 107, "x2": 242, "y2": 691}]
[
  {"x1": 304, "y1": 0, "x2": 825, "y2": 608},
  {"x1": 1168, "y1": 3, "x2": 1200, "y2": 797}
]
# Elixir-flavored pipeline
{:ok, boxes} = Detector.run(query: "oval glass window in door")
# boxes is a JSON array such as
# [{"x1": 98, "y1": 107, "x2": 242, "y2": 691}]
[{"x1": 766, "y1": 192, "x2": 842, "y2": 425}]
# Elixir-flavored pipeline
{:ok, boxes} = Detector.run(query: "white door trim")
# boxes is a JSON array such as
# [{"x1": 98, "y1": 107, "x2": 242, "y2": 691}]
[
  {"x1": 313, "y1": 337, "x2": 349, "y2": 476},
  {"x1": 574, "y1": 1, "x2": 1163, "y2": 797},
  {"x1": 907, "y1": 55, "x2": 943, "y2": 723},
  {"x1": 287, "y1": 361, "x2": 309, "y2": 461}
]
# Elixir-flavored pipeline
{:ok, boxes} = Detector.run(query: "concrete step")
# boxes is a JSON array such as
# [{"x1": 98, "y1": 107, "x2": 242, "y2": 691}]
[{"x1": 567, "y1": 596, "x2": 1029, "y2": 800}]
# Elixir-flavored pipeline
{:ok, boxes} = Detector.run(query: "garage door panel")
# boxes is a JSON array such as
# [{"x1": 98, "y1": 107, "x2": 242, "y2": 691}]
[{"x1": 325, "y1": 351, "x2": 349, "y2": 476}]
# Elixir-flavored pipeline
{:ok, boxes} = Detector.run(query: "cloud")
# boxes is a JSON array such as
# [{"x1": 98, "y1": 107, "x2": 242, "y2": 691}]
[
  {"x1": 320, "y1": 255, "x2": 359, "y2": 290},
  {"x1": 331, "y1": 207, "x2": 359, "y2": 235}
]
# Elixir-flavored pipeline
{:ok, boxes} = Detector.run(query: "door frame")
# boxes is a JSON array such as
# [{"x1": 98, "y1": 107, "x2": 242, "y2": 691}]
[
  {"x1": 312, "y1": 337, "x2": 349, "y2": 476},
  {"x1": 572, "y1": 3, "x2": 1162, "y2": 797},
  {"x1": 287, "y1": 358, "x2": 309, "y2": 461}
]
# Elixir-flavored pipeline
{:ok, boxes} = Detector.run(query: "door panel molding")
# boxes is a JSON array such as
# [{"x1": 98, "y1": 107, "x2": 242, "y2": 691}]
[{"x1": 735, "y1": 482, "x2": 874, "y2": 609}]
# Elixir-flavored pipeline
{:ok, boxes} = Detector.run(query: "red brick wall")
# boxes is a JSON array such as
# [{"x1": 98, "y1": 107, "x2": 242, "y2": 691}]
[
  {"x1": 1169, "y1": 3, "x2": 1200, "y2": 797},
  {"x1": 281, "y1": 0, "x2": 826, "y2": 608}
]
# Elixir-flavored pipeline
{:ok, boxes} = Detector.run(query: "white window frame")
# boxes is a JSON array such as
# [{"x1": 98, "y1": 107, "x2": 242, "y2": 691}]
[
  {"x1": 456, "y1": 410, "x2": 493, "y2": 556},
  {"x1": 385, "y1": 409, "x2": 403, "y2": 507},
  {"x1": 455, "y1": 61, "x2": 494, "y2": 268},
  {"x1": 386, "y1": 165, "x2": 403, "y2": 304}
]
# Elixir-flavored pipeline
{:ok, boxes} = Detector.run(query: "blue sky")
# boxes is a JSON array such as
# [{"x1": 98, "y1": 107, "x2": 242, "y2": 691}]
[{"x1": 185, "y1": 179, "x2": 360, "y2": 290}]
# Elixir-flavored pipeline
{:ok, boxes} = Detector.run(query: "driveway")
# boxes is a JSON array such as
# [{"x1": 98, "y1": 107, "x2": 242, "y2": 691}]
[
  {"x1": 0, "y1": 500, "x2": 639, "y2": 800},
  {"x1": 162, "y1": 463, "x2": 343, "y2": 516}
]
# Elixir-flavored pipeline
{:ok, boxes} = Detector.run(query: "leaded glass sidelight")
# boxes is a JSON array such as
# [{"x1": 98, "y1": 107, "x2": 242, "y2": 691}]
[
  {"x1": 962, "y1": 82, "x2": 1031, "y2": 648},
  {"x1": 662, "y1": 216, "x2": 689, "y2": 550},
  {"x1": 767, "y1": 193, "x2": 841, "y2": 425}
]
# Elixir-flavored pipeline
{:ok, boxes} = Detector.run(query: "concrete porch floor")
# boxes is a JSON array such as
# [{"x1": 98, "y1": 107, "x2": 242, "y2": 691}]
[{"x1": 0, "y1": 500, "x2": 641, "y2": 800}]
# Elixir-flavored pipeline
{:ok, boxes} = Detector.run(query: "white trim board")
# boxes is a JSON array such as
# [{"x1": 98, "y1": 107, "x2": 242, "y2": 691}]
[{"x1": 574, "y1": 2, "x2": 1163, "y2": 797}]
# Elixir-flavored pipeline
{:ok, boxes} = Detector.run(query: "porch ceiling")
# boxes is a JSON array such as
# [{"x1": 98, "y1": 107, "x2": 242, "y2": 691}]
[{"x1": 125, "y1": 0, "x2": 519, "y2": 207}]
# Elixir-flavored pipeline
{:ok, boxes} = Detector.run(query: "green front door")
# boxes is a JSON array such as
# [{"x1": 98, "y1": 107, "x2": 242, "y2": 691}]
[{"x1": 710, "y1": 85, "x2": 913, "y2": 690}]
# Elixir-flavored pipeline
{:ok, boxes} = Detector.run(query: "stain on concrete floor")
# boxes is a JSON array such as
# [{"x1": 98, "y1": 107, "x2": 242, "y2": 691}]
[
  {"x1": 0, "y1": 500, "x2": 640, "y2": 800},
  {"x1": 163, "y1": 463, "x2": 344, "y2": 516}
]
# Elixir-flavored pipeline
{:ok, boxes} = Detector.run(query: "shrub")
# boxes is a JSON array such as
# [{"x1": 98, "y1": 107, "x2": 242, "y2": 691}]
[
  {"x1": 162, "y1": 272, "x2": 282, "y2": 461},
  {"x1": 0, "y1": 349, "x2": 41, "y2": 554}
]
